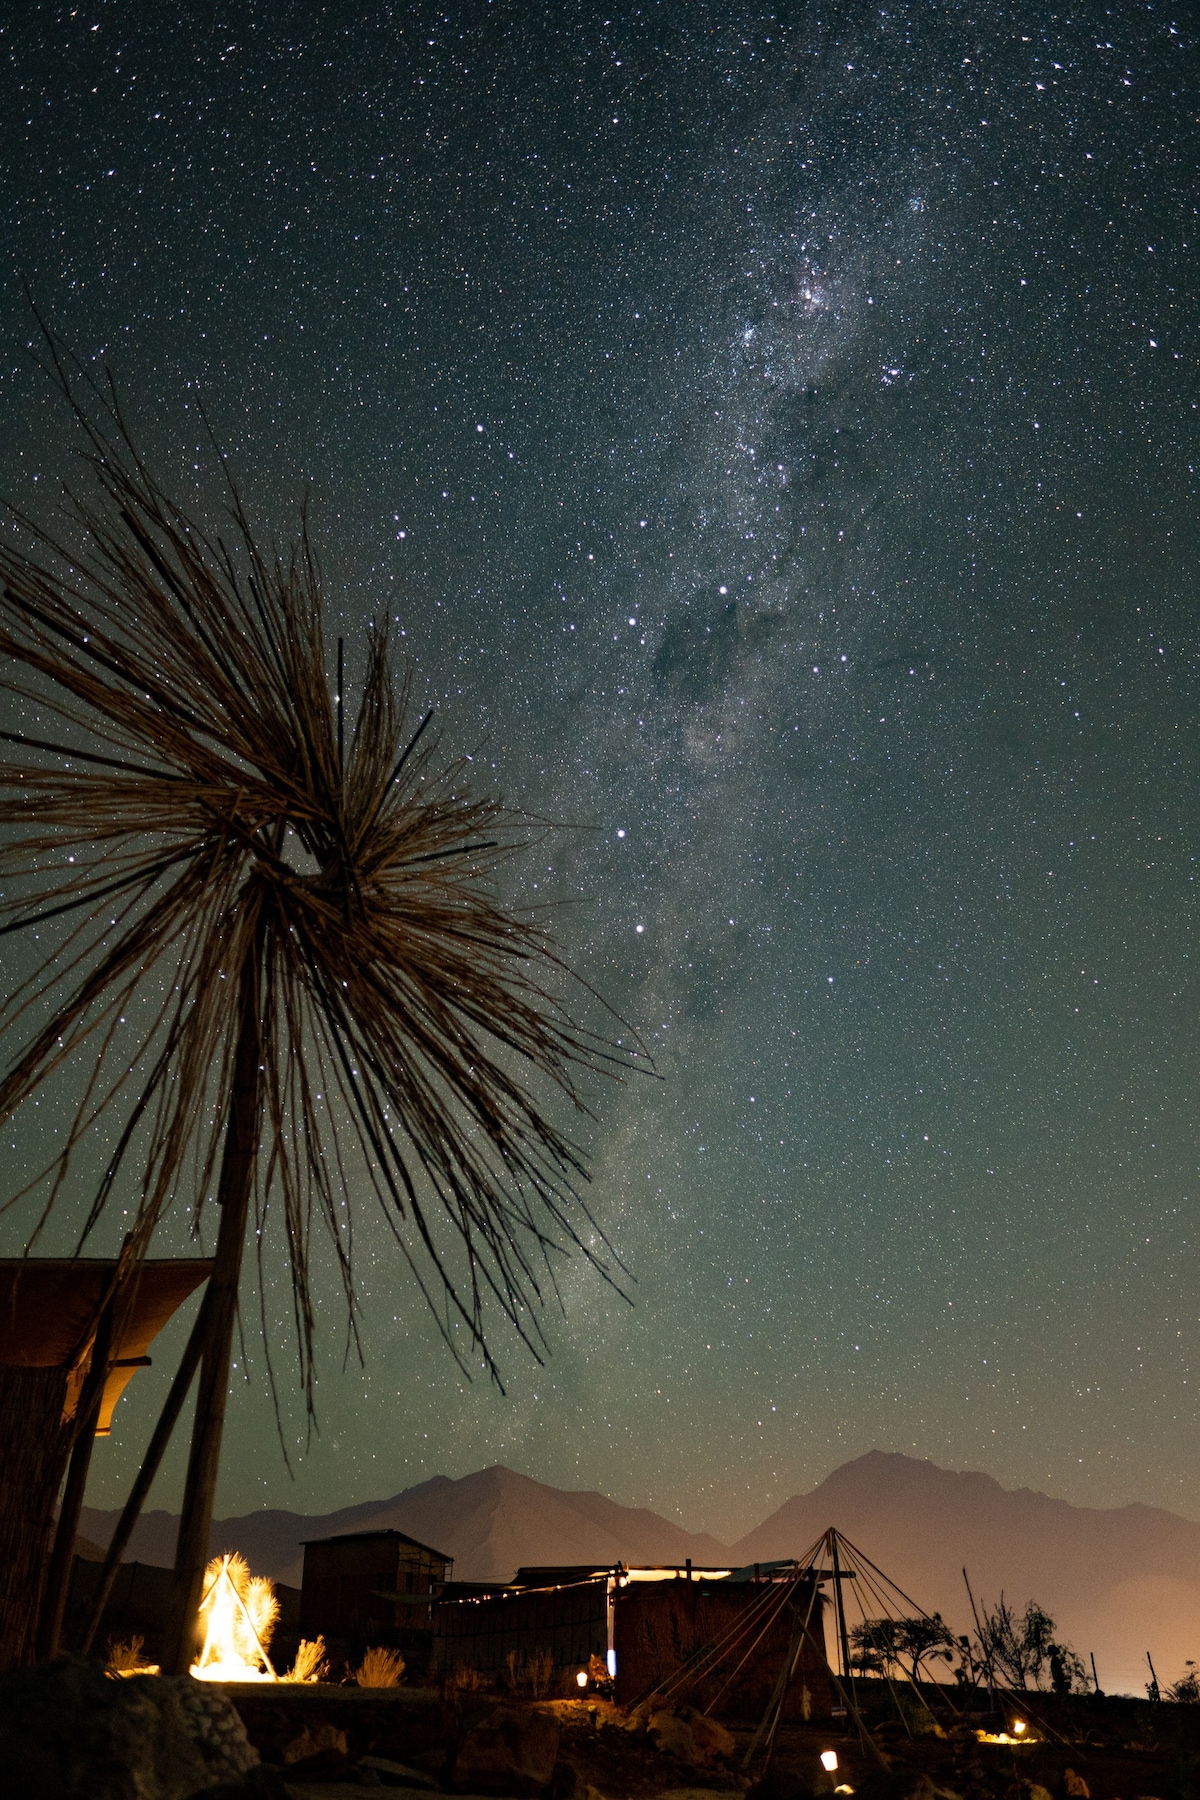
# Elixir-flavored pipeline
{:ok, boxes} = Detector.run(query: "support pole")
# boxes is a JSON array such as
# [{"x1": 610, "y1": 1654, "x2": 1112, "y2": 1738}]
[
  {"x1": 830, "y1": 1530, "x2": 853, "y2": 1685},
  {"x1": 165, "y1": 924, "x2": 264, "y2": 1674},
  {"x1": 37, "y1": 1299, "x2": 116, "y2": 1660},
  {"x1": 78, "y1": 1297, "x2": 209, "y2": 1655}
]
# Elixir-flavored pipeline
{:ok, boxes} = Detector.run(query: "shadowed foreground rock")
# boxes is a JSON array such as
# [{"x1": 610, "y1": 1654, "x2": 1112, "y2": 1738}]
[
  {"x1": 453, "y1": 1704, "x2": 562, "y2": 1796},
  {"x1": 0, "y1": 1656, "x2": 258, "y2": 1799}
]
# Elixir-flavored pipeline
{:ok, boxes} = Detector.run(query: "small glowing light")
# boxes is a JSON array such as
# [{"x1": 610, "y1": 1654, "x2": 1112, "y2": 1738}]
[
  {"x1": 1013, "y1": 1721, "x2": 1026, "y2": 1735},
  {"x1": 636, "y1": 924, "x2": 645, "y2": 934},
  {"x1": 576, "y1": 1669, "x2": 588, "y2": 1688},
  {"x1": 835, "y1": 1787, "x2": 855, "y2": 1795},
  {"x1": 821, "y1": 1751, "x2": 839, "y2": 1772},
  {"x1": 607, "y1": 1648, "x2": 617, "y2": 1677}
]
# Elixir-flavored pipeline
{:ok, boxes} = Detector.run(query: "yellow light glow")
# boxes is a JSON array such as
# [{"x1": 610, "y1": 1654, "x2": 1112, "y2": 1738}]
[
  {"x1": 1013, "y1": 1721, "x2": 1026, "y2": 1735},
  {"x1": 975, "y1": 1729, "x2": 1040, "y2": 1747},
  {"x1": 576, "y1": 1670, "x2": 588, "y2": 1688},
  {"x1": 821, "y1": 1751, "x2": 839, "y2": 1772},
  {"x1": 190, "y1": 1552, "x2": 279, "y2": 1682}
]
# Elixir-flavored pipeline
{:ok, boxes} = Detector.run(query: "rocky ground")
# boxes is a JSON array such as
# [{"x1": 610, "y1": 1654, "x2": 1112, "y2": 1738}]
[{"x1": 2, "y1": 1662, "x2": 1197, "y2": 1800}]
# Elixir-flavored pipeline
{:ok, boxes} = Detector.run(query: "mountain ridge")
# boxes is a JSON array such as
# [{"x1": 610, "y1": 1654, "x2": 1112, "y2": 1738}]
[{"x1": 81, "y1": 1450, "x2": 1200, "y2": 1692}]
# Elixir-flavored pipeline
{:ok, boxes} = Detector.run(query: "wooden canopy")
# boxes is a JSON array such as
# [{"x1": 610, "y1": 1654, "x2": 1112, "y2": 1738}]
[{"x1": 0, "y1": 1258, "x2": 212, "y2": 1435}]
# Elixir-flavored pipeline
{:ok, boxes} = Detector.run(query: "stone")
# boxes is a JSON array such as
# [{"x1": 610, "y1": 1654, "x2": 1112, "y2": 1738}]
[
  {"x1": 452, "y1": 1703, "x2": 562, "y2": 1796},
  {"x1": 0, "y1": 1655, "x2": 211, "y2": 1800},
  {"x1": 683, "y1": 1709, "x2": 735, "y2": 1761},
  {"x1": 359, "y1": 1754, "x2": 441, "y2": 1789},
  {"x1": 173, "y1": 1679, "x2": 260, "y2": 1786},
  {"x1": 647, "y1": 1711, "x2": 701, "y2": 1764},
  {"x1": 189, "y1": 1769, "x2": 291, "y2": 1800},
  {"x1": 282, "y1": 1720, "x2": 350, "y2": 1765}
]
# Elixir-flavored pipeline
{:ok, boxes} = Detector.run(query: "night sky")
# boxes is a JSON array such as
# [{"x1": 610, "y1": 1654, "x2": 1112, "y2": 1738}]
[{"x1": 1, "y1": 2, "x2": 1198, "y2": 1545}]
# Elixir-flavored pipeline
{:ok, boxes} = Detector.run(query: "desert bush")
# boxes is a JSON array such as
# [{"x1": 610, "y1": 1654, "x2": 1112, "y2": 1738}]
[
  {"x1": 283, "y1": 1637, "x2": 329, "y2": 1683},
  {"x1": 1168, "y1": 1662, "x2": 1200, "y2": 1703},
  {"x1": 355, "y1": 1646, "x2": 406, "y2": 1688},
  {"x1": 105, "y1": 1634, "x2": 155, "y2": 1674},
  {"x1": 504, "y1": 1647, "x2": 556, "y2": 1698},
  {"x1": 447, "y1": 1663, "x2": 487, "y2": 1693},
  {"x1": 849, "y1": 1615, "x2": 957, "y2": 1682}
]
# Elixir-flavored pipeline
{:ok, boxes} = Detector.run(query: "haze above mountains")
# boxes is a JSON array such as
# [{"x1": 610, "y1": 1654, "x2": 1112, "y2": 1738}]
[{"x1": 82, "y1": 1451, "x2": 1200, "y2": 1696}]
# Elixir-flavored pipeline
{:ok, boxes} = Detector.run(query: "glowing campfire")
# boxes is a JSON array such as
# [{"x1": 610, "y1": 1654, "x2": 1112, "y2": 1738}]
[{"x1": 191, "y1": 1552, "x2": 279, "y2": 1682}]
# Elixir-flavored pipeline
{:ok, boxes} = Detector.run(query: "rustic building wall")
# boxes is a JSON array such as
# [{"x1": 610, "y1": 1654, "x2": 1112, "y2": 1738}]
[{"x1": 612, "y1": 1578, "x2": 832, "y2": 1720}]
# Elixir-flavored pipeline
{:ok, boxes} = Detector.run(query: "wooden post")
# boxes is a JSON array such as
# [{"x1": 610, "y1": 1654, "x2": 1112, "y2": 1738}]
[
  {"x1": 78, "y1": 1296, "x2": 210, "y2": 1655},
  {"x1": 165, "y1": 926, "x2": 264, "y2": 1674},
  {"x1": 0, "y1": 1364, "x2": 72, "y2": 1671},
  {"x1": 37, "y1": 1298, "x2": 116, "y2": 1660},
  {"x1": 830, "y1": 1531, "x2": 852, "y2": 1683}
]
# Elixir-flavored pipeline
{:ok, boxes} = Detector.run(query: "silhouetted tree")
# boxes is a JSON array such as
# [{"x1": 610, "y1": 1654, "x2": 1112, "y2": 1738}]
[{"x1": 0, "y1": 353, "x2": 640, "y2": 1668}]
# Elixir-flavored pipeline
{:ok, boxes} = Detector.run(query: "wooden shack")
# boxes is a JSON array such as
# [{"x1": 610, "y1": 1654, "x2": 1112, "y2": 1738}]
[
  {"x1": 433, "y1": 1565, "x2": 833, "y2": 1719},
  {"x1": 299, "y1": 1528, "x2": 452, "y2": 1649}
]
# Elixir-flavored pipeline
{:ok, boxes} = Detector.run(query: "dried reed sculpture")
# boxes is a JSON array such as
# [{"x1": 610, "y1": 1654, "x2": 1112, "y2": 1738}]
[{"x1": 0, "y1": 353, "x2": 639, "y2": 1669}]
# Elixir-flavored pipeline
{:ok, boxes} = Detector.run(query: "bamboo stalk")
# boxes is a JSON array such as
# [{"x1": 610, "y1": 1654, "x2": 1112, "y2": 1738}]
[
  {"x1": 37, "y1": 1299, "x2": 116, "y2": 1659},
  {"x1": 165, "y1": 927, "x2": 263, "y2": 1674},
  {"x1": 78, "y1": 1295, "x2": 209, "y2": 1655}
]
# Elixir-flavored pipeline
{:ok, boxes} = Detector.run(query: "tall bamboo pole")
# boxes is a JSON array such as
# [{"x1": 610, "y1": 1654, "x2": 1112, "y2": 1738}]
[
  {"x1": 36, "y1": 1298, "x2": 116, "y2": 1660},
  {"x1": 165, "y1": 923, "x2": 264, "y2": 1674},
  {"x1": 78, "y1": 1299, "x2": 210, "y2": 1655}
]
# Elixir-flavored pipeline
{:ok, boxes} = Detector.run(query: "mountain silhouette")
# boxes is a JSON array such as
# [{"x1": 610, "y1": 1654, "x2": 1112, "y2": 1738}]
[
  {"x1": 81, "y1": 1463, "x2": 730, "y2": 1591},
  {"x1": 81, "y1": 1450, "x2": 1200, "y2": 1692},
  {"x1": 732, "y1": 1450, "x2": 1200, "y2": 1695}
]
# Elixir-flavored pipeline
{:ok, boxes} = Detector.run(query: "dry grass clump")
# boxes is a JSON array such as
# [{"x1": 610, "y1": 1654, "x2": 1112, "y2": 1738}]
[
  {"x1": 282, "y1": 1636, "x2": 329, "y2": 1683},
  {"x1": 354, "y1": 1645, "x2": 406, "y2": 1688},
  {"x1": 447, "y1": 1662, "x2": 487, "y2": 1693},
  {"x1": 105, "y1": 1634, "x2": 159, "y2": 1676},
  {"x1": 505, "y1": 1646, "x2": 555, "y2": 1697}
]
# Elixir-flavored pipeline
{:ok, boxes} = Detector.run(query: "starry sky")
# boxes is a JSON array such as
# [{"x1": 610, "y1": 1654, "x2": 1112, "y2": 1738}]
[{"x1": 1, "y1": 2, "x2": 1198, "y2": 1545}]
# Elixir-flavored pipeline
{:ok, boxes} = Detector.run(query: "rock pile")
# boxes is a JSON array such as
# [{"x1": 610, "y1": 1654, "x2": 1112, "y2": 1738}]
[{"x1": 0, "y1": 1655, "x2": 265, "y2": 1800}]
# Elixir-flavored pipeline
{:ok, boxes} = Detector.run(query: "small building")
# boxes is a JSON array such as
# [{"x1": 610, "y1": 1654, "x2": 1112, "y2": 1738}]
[
  {"x1": 433, "y1": 1564, "x2": 833, "y2": 1719},
  {"x1": 299, "y1": 1529, "x2": 452, "y2": 1647}
]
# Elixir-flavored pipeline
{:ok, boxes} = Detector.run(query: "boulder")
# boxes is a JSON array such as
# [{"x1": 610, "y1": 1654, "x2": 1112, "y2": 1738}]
[
  {"x1": 0, "y1": 1656, "x2": 211, "y2": 1800},
  {"x1": 683, "y1": 1709, "x2": 735, "y2": 1761},
  {"x1": 453, "y1": 1703, "x2": 562, "y2": 1796},
  {"x1": 646, "y1": 1705, "x2": 733, "y2": 1766},
  {"x1": 359, "y1": 1754, "x2": 441, "y2": 1790},
  {"x1": 647, "y1": 1711, "x2": 703, "y2": 1765}
]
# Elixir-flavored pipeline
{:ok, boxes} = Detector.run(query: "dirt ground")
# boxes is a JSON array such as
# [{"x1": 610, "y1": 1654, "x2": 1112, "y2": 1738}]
[
  {"x1": 527, "y1": 1697, "x2": 1199, "y2": 1800},
  {"x1": 230, "y1": 1685, "x2": 1200, "y2": 1800}
]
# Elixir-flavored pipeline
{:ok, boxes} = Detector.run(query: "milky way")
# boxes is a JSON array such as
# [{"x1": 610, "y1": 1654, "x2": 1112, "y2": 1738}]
[{"x1": 0, "y1": 3, "x2": 1196, "y2": 1540}]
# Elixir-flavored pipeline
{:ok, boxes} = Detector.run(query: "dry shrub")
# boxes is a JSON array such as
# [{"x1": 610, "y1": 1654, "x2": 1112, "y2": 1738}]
[
  {"x1": 355, "y1": 1645, "x2": 406, "y2": 1688},
  {"x1": 105, "y1": 1634, "x2": 157, "y2": 1675},
  {"x1": 505, "y1": 1647, "x2": 556, "y2": 1698},
  {"x1": 283, "y1": 1636, "x2": 329, "y2": 1683},
  {"x1": 284, "y1": 1723, "x2": 348, "y2": 1764},
  {"x1": 448, "y1": 1663, "x2": 487, "y2": 1693}
]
